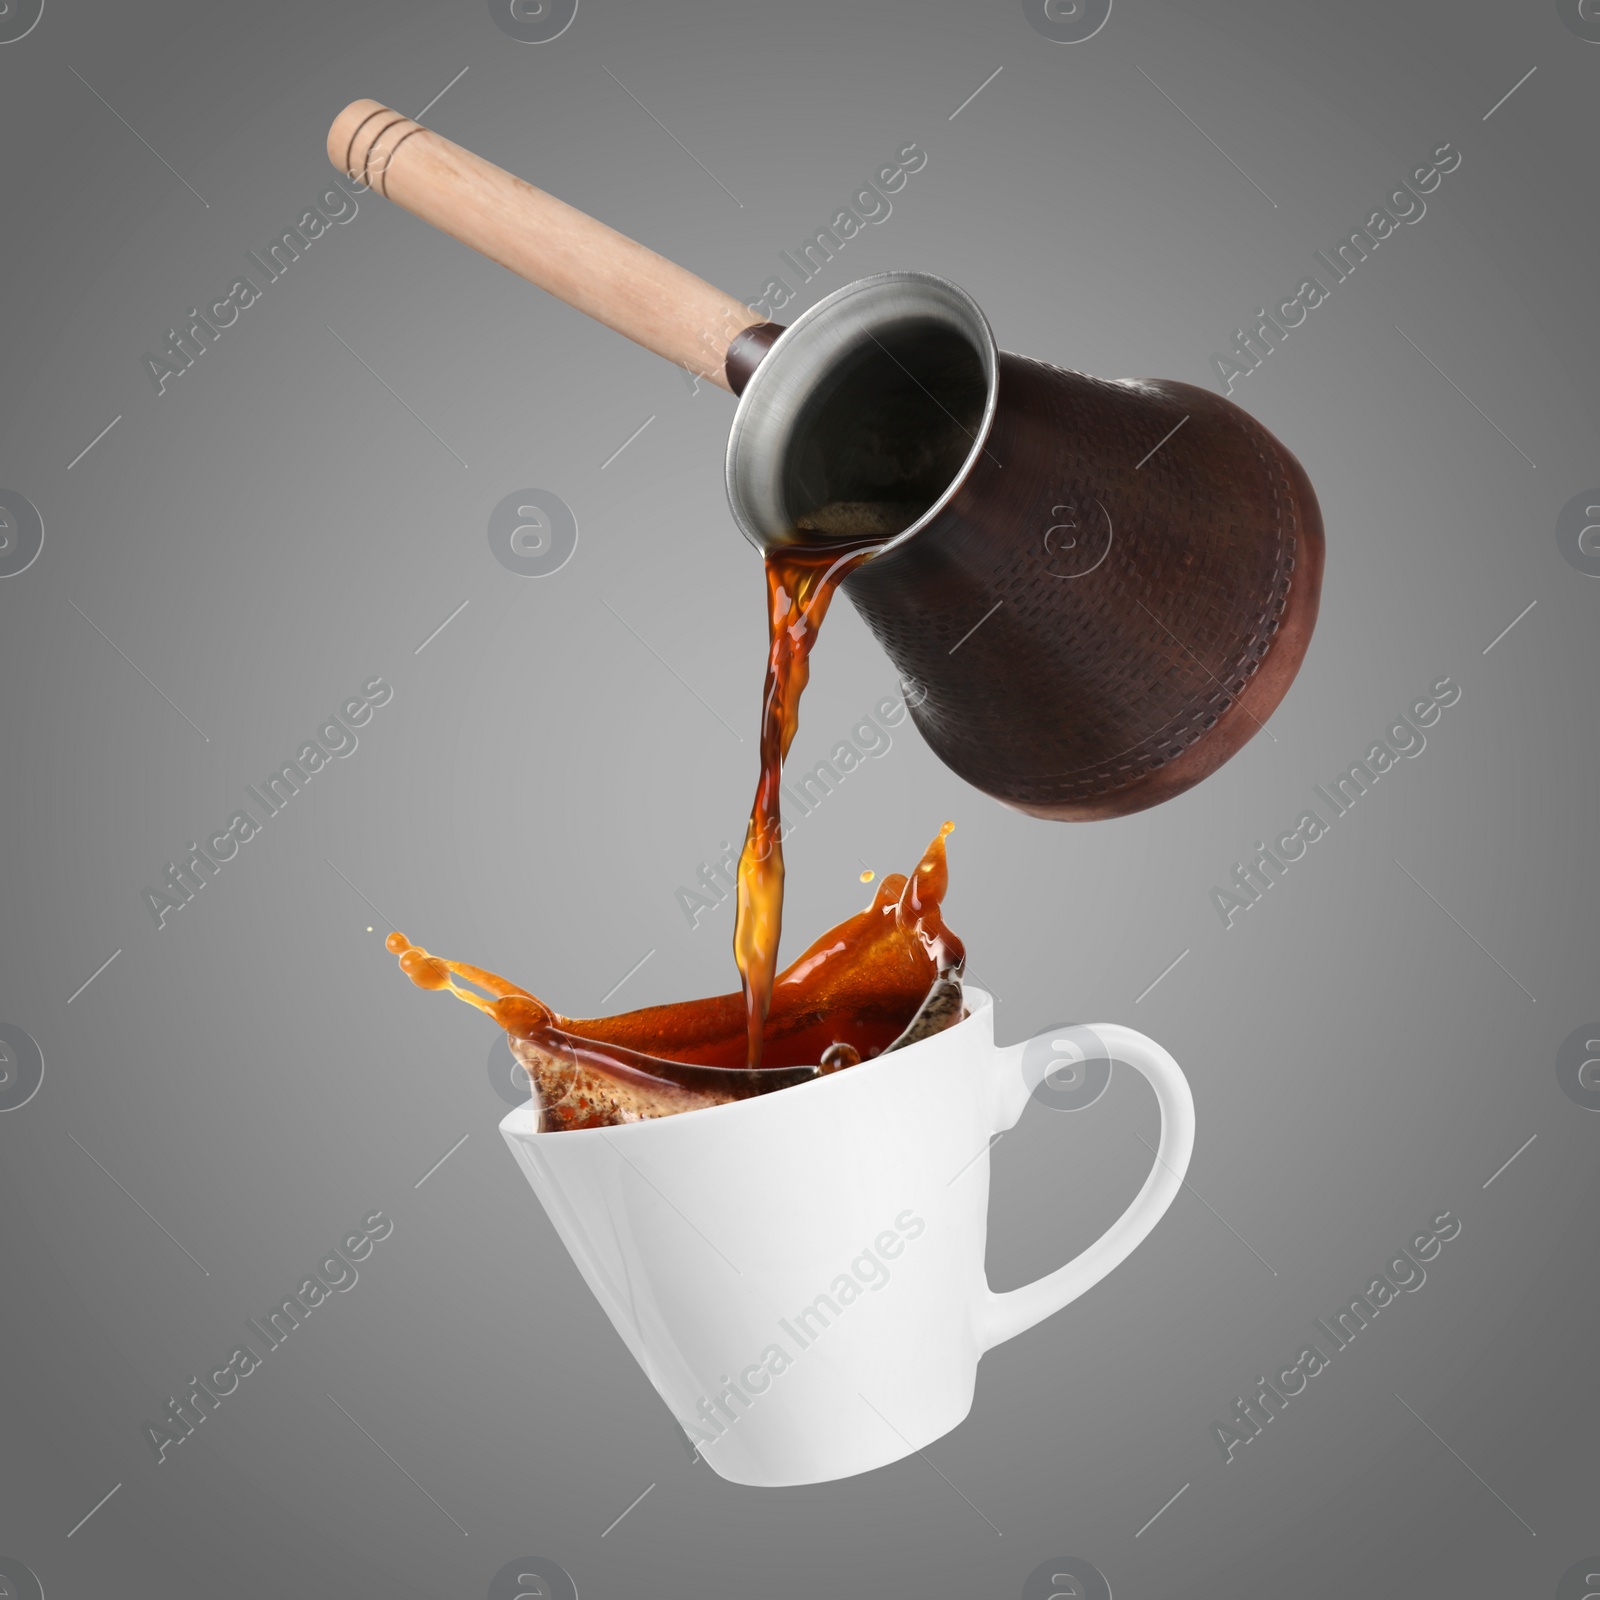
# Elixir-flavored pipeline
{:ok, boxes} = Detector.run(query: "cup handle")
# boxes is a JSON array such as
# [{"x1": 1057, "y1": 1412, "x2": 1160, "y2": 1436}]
[{"x1": 978, "y1": 1022, "x2": 1196, "y2": 1352}]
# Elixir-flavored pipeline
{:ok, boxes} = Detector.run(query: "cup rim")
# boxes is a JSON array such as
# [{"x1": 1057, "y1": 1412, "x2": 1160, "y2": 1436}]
[
  {"x1": 499, "y1": 986, "x2": 994, "y2": 1144},
  {"x1": 723, "y1": 271, "x2": 1001, "y2": 561}
]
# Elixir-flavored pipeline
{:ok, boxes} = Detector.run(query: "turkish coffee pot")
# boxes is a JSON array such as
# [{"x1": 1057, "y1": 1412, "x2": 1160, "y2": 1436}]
[{"x1": 330, "y1": 100, "x2": 1323, "y2": 819}]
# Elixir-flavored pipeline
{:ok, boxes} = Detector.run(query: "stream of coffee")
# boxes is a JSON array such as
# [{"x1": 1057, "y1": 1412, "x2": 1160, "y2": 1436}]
[{"x1": 730, "y1": 498, "x2": 926, "y2": 1068}]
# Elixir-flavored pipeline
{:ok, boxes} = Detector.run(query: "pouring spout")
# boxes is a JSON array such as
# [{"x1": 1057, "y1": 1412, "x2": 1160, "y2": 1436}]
[{"x1": 724, "y1": 272, "x2": 999, "y2": 557}]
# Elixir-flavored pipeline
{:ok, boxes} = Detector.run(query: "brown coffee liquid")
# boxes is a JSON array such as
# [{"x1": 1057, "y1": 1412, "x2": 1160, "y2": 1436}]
[{"x1": 388, "y1": 820, "x2": 962, "y2": 1130}]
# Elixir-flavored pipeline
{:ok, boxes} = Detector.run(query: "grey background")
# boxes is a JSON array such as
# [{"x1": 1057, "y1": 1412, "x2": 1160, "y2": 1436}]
[{"x1": 2, "y1": 1, "x2": 1596, "y2": 1594}]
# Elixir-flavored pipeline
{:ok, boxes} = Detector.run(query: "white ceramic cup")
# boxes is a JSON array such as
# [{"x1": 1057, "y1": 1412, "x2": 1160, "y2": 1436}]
[{"x1": 500, "y1": 990, "x2": 1194, "y2": 1486}]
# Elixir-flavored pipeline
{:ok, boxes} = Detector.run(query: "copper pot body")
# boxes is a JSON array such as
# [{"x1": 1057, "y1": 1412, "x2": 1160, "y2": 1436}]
[{"x1": 725, "y1": 275, "x2": 1324, "y2": 820}]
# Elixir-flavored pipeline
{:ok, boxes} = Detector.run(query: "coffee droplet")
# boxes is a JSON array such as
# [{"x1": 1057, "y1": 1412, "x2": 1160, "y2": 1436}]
[
  {"x1": 401, "y1": 949, "x2": 452, "y2": 990},
  {"x1": 820, "y1": 1042, "x2": 862, "y2": 1072}
]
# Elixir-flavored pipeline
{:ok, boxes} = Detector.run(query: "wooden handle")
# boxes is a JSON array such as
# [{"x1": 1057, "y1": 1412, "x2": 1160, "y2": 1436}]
[{"x1": 328, "y1": 98, "x2": 760, "y2": 392}]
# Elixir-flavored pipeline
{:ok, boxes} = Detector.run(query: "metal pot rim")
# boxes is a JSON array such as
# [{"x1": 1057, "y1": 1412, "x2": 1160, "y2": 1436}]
[{"x1": 724, "y1": 271, "x2": 1001, "y2": 558}]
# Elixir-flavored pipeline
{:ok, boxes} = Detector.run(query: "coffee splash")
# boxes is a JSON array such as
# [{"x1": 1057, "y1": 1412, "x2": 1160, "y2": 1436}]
[{"x1": 388, "y1": 821, "x2": 963, "y2": 1130}]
